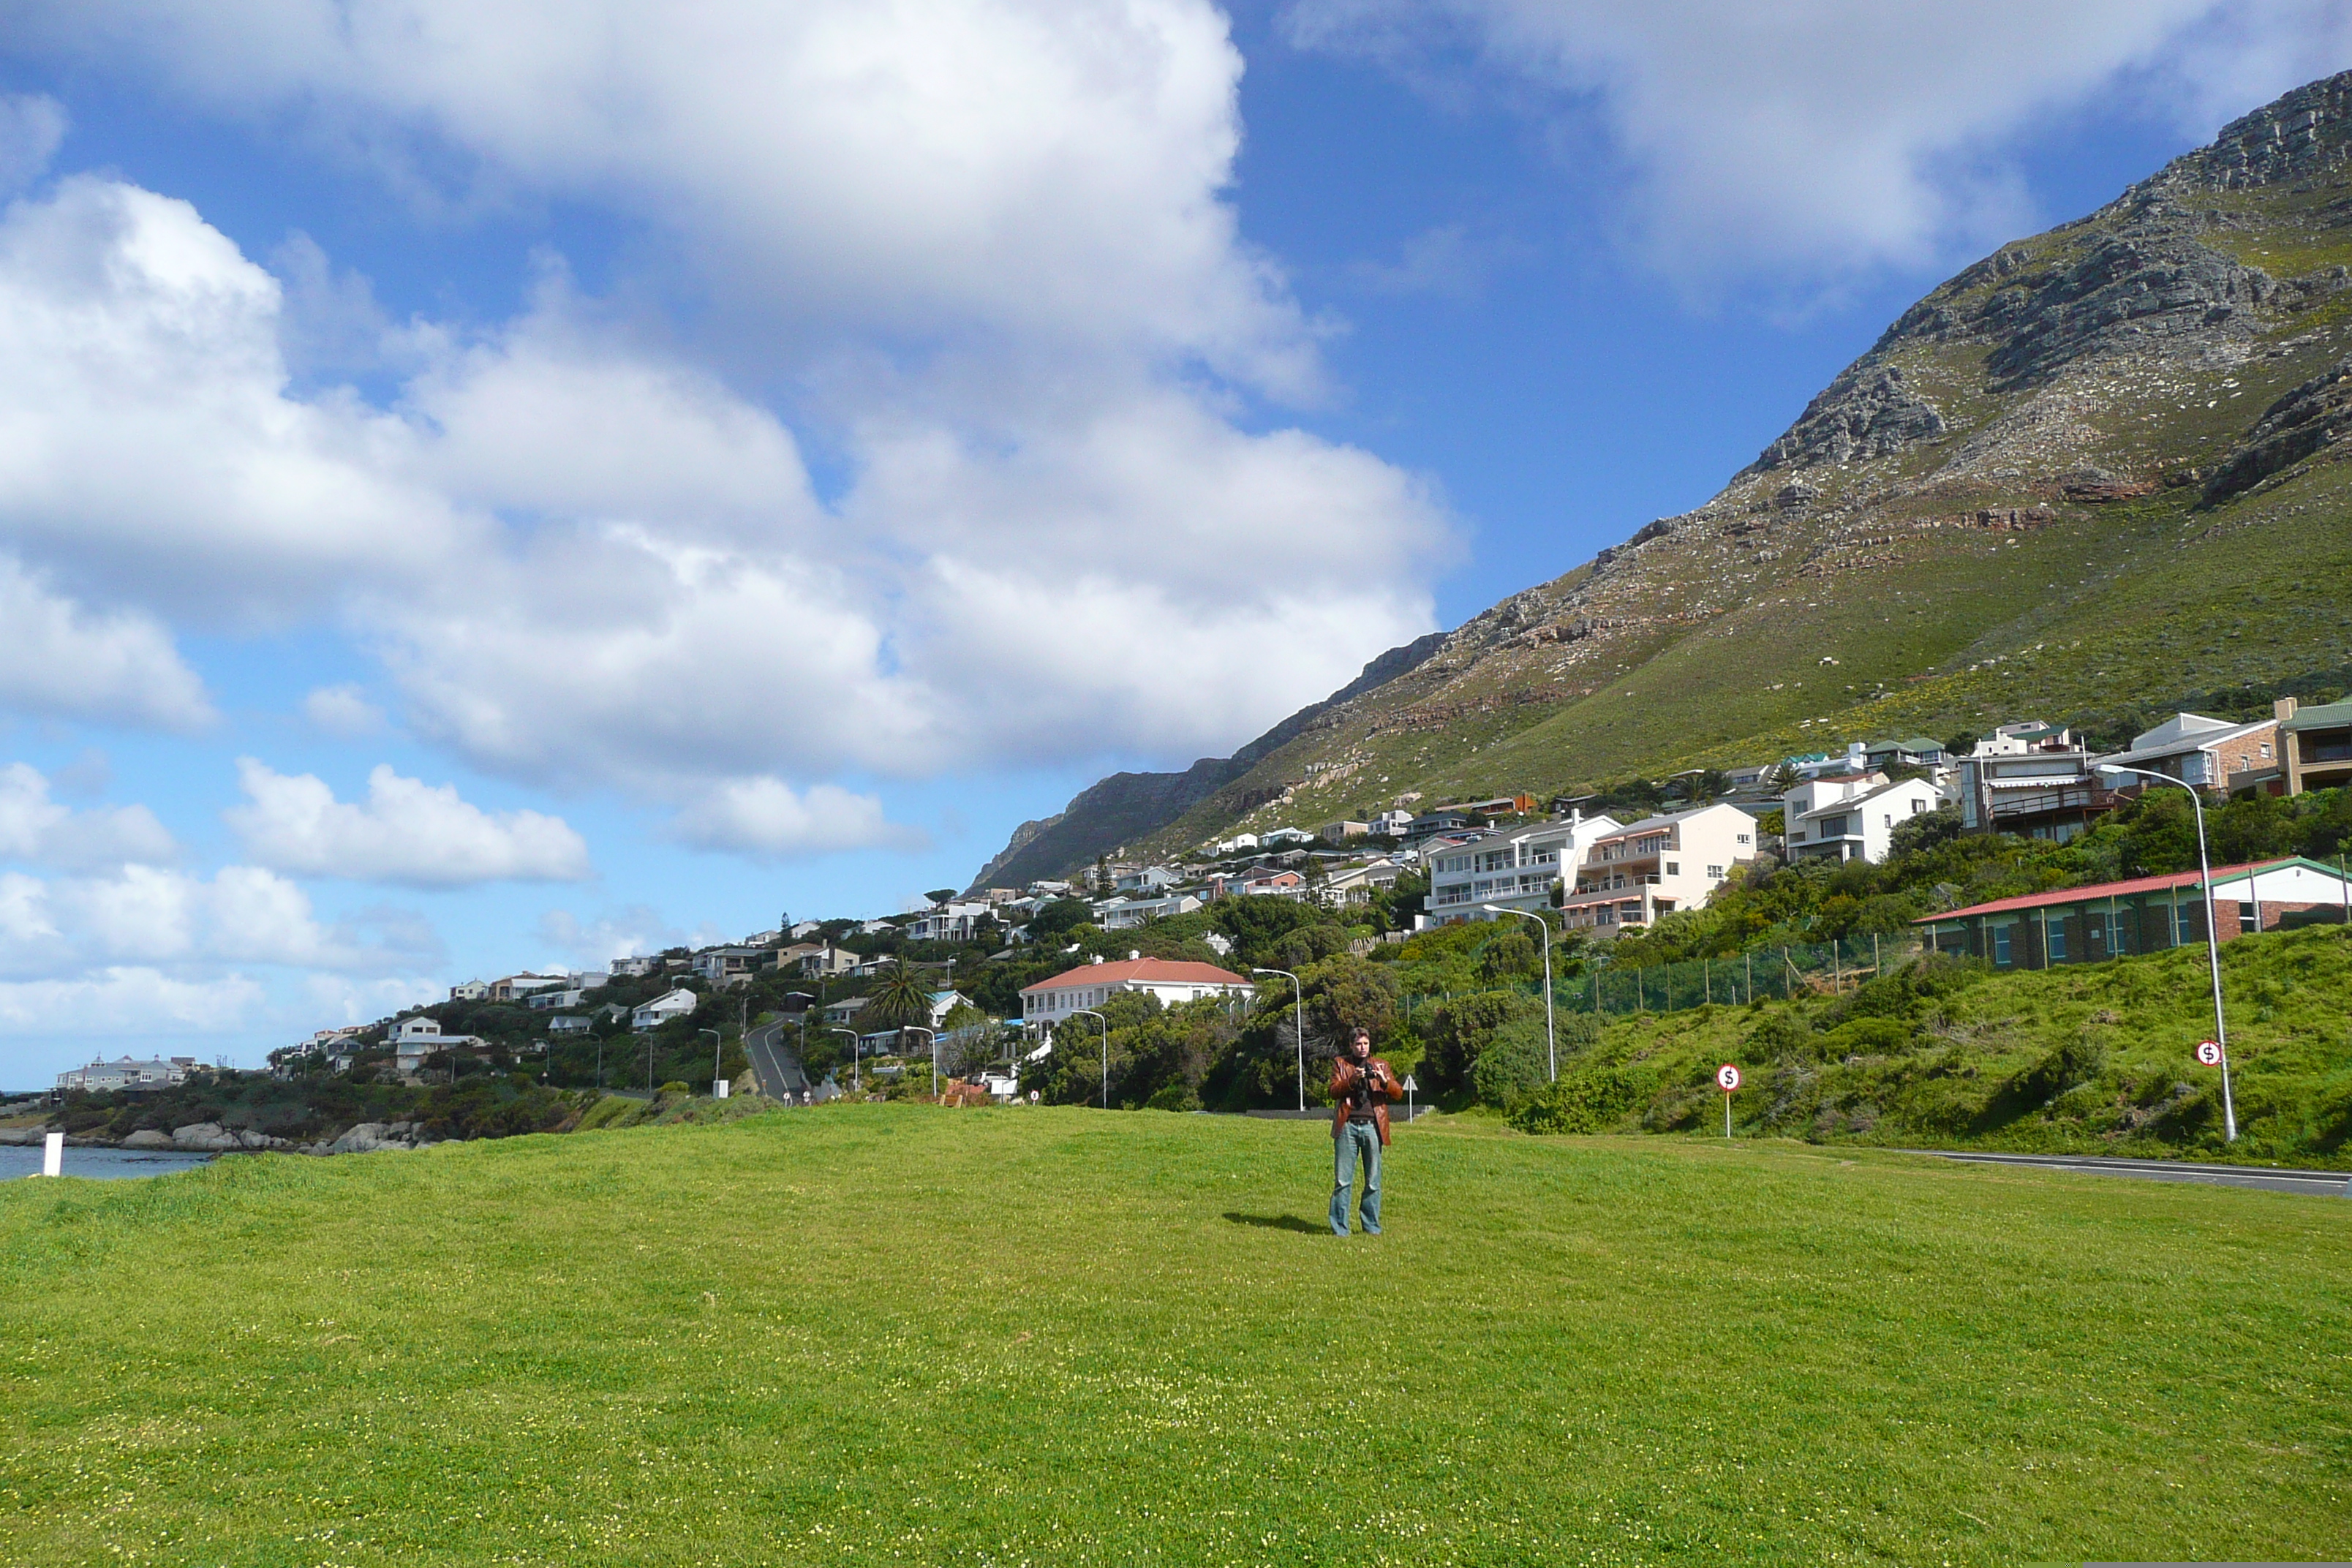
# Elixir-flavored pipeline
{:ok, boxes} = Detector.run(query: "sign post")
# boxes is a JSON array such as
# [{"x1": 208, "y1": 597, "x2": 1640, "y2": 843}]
[
  {"x1": 1403, "y1": 1073, "x2": 1417, "y2": 1124},
  {"x1": 42, "y1": 1131, "x2": 63, "y2": 1177},
  {"x1": 1716, "y1": 1063, "x2": 1741, "y2": 1138}
]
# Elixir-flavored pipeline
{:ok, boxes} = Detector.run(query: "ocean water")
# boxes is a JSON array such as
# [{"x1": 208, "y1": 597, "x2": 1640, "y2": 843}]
[{"x1": 0, "y1": 1144, "x2": 218, "y2": 1180}]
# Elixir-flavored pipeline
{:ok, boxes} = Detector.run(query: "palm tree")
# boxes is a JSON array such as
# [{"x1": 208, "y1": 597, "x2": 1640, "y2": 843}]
[{"x1": 864, "y1": 961, "x2": 935, "y2": 1032}]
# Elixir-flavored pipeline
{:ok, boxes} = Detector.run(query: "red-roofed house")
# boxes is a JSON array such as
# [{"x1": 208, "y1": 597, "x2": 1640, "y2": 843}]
[
  {"x1": 1916, "y1": 858, "x2": 2352, "y2": 970},
  {"x1": 1019, "y1": 957, "x2": 1254, "y2": 1026}
]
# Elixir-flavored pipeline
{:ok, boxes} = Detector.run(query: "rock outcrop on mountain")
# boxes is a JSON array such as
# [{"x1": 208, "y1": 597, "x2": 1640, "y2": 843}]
[
  {"x1": 966, "y1": 633, "x2": 1447, "y2": 891},
  {"x1": 971, "y1": 71, "x2": 2352, "y2": 886}
]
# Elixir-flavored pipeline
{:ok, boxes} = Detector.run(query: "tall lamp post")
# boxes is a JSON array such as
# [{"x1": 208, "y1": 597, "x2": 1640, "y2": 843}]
[
  {"x1": 905, "y1": 1025, "x2": 939, "y2": 1098},
  {"x1": 1483, "y1": 904, "x2": 1557, "y2": 1082},
  {"x1": 1251, "y1": 968, "x2": 1305, "y2": 1111},
  {"x1": 1068, "y1": 1009, "x2": 1109, "y2": 1108},
  {"x1": 2099, "y1": 764, "x2": 2237, "y2": 1142},
  {"x1": 699, "y1": 1028, "x2": 723, "y2": 1097},
  {"x1": 826, "y1": 1026, "x2": 862, "y2": 1095}
]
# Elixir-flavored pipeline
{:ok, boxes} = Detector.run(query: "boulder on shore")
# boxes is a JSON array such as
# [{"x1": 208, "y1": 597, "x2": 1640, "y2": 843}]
[{"x1": 122, "y1": 1128, "x2": 174, "y2": 1150}]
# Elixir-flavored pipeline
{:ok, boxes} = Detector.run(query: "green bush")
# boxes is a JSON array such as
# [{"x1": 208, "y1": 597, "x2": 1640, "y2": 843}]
[{"x1": 1509, "y1": 1066, "x2": 1655, "y2": 1135}]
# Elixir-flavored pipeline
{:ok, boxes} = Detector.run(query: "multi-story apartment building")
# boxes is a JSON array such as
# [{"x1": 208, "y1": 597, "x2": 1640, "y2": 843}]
[
  {"x1": 1958, "y1": 723, "x2": 2121, "y2": 841},
  {"x1": 1558, "y1": 802, "x2": 1758, "y2": 934},
  {"x1": 1425, "y1": 810, "x2": 1624, "y2": 923}
]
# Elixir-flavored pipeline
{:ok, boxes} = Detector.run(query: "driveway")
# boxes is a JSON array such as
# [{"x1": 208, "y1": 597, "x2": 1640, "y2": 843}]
[
  {"x1": 1915, "y1": 1150, "x2": 2351, "y2": 1197},
  {"x1": 745, "y1": 1017, "x2": 813, "y2": 1101}
]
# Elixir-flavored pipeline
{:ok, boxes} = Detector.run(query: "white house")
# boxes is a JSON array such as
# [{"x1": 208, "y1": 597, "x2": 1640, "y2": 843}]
[
  {"x1": 1367, "y1": 810, "x2": 1414, "y2": 837},
  {"x1": 1210, "y1": 834, "x2": 1259, "y2": 856},
  {"x1": 609, "y1": 956, "x2": 657, "y2": 978},
  {"x1": 1114, "y1": 865, "x2": 1181, "y2": 894},
  {"x1": 1094, "y1": 892, "x2": 1204, "y2": 929},
  {"x1": 1019, "y1": 957, "x2": 1254, "y2": 1027},
  {"x1": 390, "y1": 1015, "x2": 481, "y2": 1073},
  {"x1": 630, "y1": 989, "x2": 698, "y2": 1030},
  {"x1": 1260, "y1": 826, "x2": 1315, "y2": 848},
  {"x1": 448, "y1": 978, "x2": 489, "y2": 1001},
  {"x1": 548, "y1": 1014, "x2": 596, "y2": 1035},
  {"x1": 527, "y1": 988, "x2": 588, "y2": 1011},
  {"x1": 1316, "y1": 859, "x2": 1404, "y2": 910},
  {"x1": 908, "y1": 902, "x2": 991, "y2": 943},
  {"x1": 491, "y1": 973, "x2": 570, "y2": 1002},
  {"x1": 1559, "y1": 802, "x2": 1758, "y2": 934},
  {"x1": 1426, "y1": 810, "x2": 1624, "y2": 923},
  {"x1": 2092, "y1": 712, "x2": 2281, "y2": 791},
  {"x1": 1782, "y1": 772, "x2": 1946, "y2": 864}
]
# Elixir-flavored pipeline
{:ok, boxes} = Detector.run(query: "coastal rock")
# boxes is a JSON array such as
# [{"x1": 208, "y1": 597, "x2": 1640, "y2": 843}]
[
  {"x1": 123, "y1": 1129, "x2": 174, "y2": 1150},
  {"x1": 327, "y1": 1122, "x2": 415, "y2": 1155},
  {"x1": 172, "y1": 1122, "x2": 240, "y2": 1152},
  {"x1": 0, "y1": 1126, "x2": 45, "y2": 1146}
]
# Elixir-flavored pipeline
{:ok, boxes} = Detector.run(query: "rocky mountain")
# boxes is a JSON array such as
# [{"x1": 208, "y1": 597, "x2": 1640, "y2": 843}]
[{"x1": 970, "y1": 71, "x2": 2352, "y2": 886}]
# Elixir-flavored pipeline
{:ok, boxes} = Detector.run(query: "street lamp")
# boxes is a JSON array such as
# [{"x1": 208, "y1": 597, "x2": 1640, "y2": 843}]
[
  {"x1": 1484, "y1": 905, "x2": 1557, "y2": 1082},
  {"x1": 2098, "y1": 764, "x2": 2237, "y2": 1142},
  {"x1": 1251, "y1": 968, "x2": 1306, "y2": 1111},
  {"x1": 699, "y1": 1028, "x2": 723, "y2": 1098},
  {"x1": 904, "y1": 1025, "x2": 939, "y2": 1098},
  {"x1": 1068, "y1": 1009, "x2": 1110, "y2": 1108},
  {"x1": 826, "y1": 1026, "x2": 862, "y2": 1095}
]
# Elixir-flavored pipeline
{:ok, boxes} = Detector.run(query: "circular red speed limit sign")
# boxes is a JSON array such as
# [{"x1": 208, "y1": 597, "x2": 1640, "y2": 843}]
[
  {"x1": 1716, "y1": 1063, "x2": 1742, "y2": 1092},
  {"x1": 2195, "y1": 1041, "x2": 2224, "y2": 1066}
]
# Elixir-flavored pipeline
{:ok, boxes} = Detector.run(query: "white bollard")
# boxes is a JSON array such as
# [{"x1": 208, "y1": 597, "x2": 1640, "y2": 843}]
[
  {"x1": 42, "y1": 1131, "x2": 63, "y2": 1178},
  {"x1": 714, "y1": 1079, "x2": 730, "y2": 1099}
]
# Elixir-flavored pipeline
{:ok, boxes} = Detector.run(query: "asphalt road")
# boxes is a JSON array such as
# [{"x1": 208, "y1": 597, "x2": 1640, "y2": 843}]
[
  {"x1": 745, "y1": 1017, "x2": 813, "y2": 1101},
  {"x1": 1916, "y1": 1150, "x2": 2352, "y2": 1197}
]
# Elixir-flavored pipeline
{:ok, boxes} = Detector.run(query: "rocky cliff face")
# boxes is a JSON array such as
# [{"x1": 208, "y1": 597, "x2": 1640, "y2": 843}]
[{"x1": 973, "y1": 70, "x2": 2352, "y2": 884}]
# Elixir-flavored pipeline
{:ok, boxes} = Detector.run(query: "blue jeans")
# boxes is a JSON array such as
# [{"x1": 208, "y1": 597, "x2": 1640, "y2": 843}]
[{"x1": 1331, "y1": 1120, "x2": 1382, "y2": 1236}]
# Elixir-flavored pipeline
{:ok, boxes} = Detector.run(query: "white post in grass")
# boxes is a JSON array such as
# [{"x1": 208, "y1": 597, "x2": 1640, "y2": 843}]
[
  {"x1": 1483, "y1": 905, "x2": 1556, "y2": 1082},
  {"x1": 2100, "y1": 764, "x2": 2236, "y2": 1142},
  {"x1": 1251, "y1": 968, "x2": 1306, "y2": 1110},
  {"x1": 42, "y1": 1131, "x2": 63, "y2": 1177}
]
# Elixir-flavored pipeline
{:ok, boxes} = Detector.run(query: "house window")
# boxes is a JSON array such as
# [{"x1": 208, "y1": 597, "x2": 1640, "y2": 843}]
[
  {"x1": 1993, "y1": 925, "x2": 2011, "y2": 965},
  {"x1": 2046, "y1": 924, "x2": 2067, "y2": 963},
  {"x1": 1665, "y1": 862, "x2": 1679, "y2": 876},
  {"x1": 1736, "y1": 833, "x2": 1751, "y2": 844},
  {"x1": 2260, "y1": 743, "x2": 2272, "y2": 759},
  {"x1": 1706, "y1": 865, "x2": 1724, "y2": 878}
]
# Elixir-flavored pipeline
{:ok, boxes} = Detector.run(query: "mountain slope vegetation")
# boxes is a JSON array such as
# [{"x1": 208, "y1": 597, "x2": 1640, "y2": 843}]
[{"x1": 976, "y1": 71, "x2": 2352, "y2": 883}]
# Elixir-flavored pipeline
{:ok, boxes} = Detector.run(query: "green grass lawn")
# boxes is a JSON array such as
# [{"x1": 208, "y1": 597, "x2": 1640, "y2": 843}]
[{"x1": 3, "y1": 1109, "x2": 2348, "y2": 1565}]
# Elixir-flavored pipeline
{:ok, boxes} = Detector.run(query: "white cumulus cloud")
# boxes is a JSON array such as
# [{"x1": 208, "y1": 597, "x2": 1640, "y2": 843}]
[
  {"x1": 225, "y1": 758, "x2": 592, "y2": 886},
  {"x1": 0, "y1": 968, "x2": 268, "y2": 1038},
  {"x1": 0, "y1": 554, "x2": 211, "y2": 728},
  {"x1": 0, "y1": 761, "x2": 176, "y2": 868},
  {"x1": 670, "y1": 777, "x2": 925, "y2": 859},
  {"x1": 1281, "y1": 0, "x2": 2352, "y2": 285},
  {"x1": 301, "y1": 684, "x2": 386, "y2": 737}
]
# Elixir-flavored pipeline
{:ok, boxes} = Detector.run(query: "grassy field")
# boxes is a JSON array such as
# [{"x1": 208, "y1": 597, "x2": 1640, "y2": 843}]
[{"x1": 2, "y1": 1109, "x2": 2348, "y2": 1566}]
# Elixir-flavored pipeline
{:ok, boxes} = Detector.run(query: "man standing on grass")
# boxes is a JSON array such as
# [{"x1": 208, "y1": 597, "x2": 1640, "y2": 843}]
[{"x1": 1329, "y1": 1027, "x2": 1402, "y2": 1237}]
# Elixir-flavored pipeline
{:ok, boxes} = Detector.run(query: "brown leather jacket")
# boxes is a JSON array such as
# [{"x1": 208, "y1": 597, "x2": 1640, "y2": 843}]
[{"x1": 1330, "y1": 1055, "x2": 1403, "y2": 1145}]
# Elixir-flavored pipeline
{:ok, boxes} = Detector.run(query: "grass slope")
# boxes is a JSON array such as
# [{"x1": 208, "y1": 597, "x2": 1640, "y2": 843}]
[
  {"x1": 4, "y1": 1109, "x2": 2348, "y2": 1564},
  {"x1": 1525, "y1": 926, "x2": 2352, "y2": 1164}
]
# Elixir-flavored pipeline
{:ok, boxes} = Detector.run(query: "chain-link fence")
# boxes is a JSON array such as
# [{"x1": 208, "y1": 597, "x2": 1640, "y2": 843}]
[{"x1": 1403, "y1": 933, "x2": 1923, "y2": 1023}]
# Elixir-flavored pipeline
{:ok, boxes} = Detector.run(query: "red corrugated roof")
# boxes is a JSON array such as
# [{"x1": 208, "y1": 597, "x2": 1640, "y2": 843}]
[
  {"x1": 1914, "y1": 859, "x2": 2312, "y2": 922},
  {"x1": 1021, "y1": 958, "x2": 1251, "y2": 994}
]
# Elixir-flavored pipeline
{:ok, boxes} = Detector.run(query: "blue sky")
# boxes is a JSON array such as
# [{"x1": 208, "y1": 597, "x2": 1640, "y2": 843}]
[{"x1": 0, "y1": 0, "x2": 2345, "y2": 1084}]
